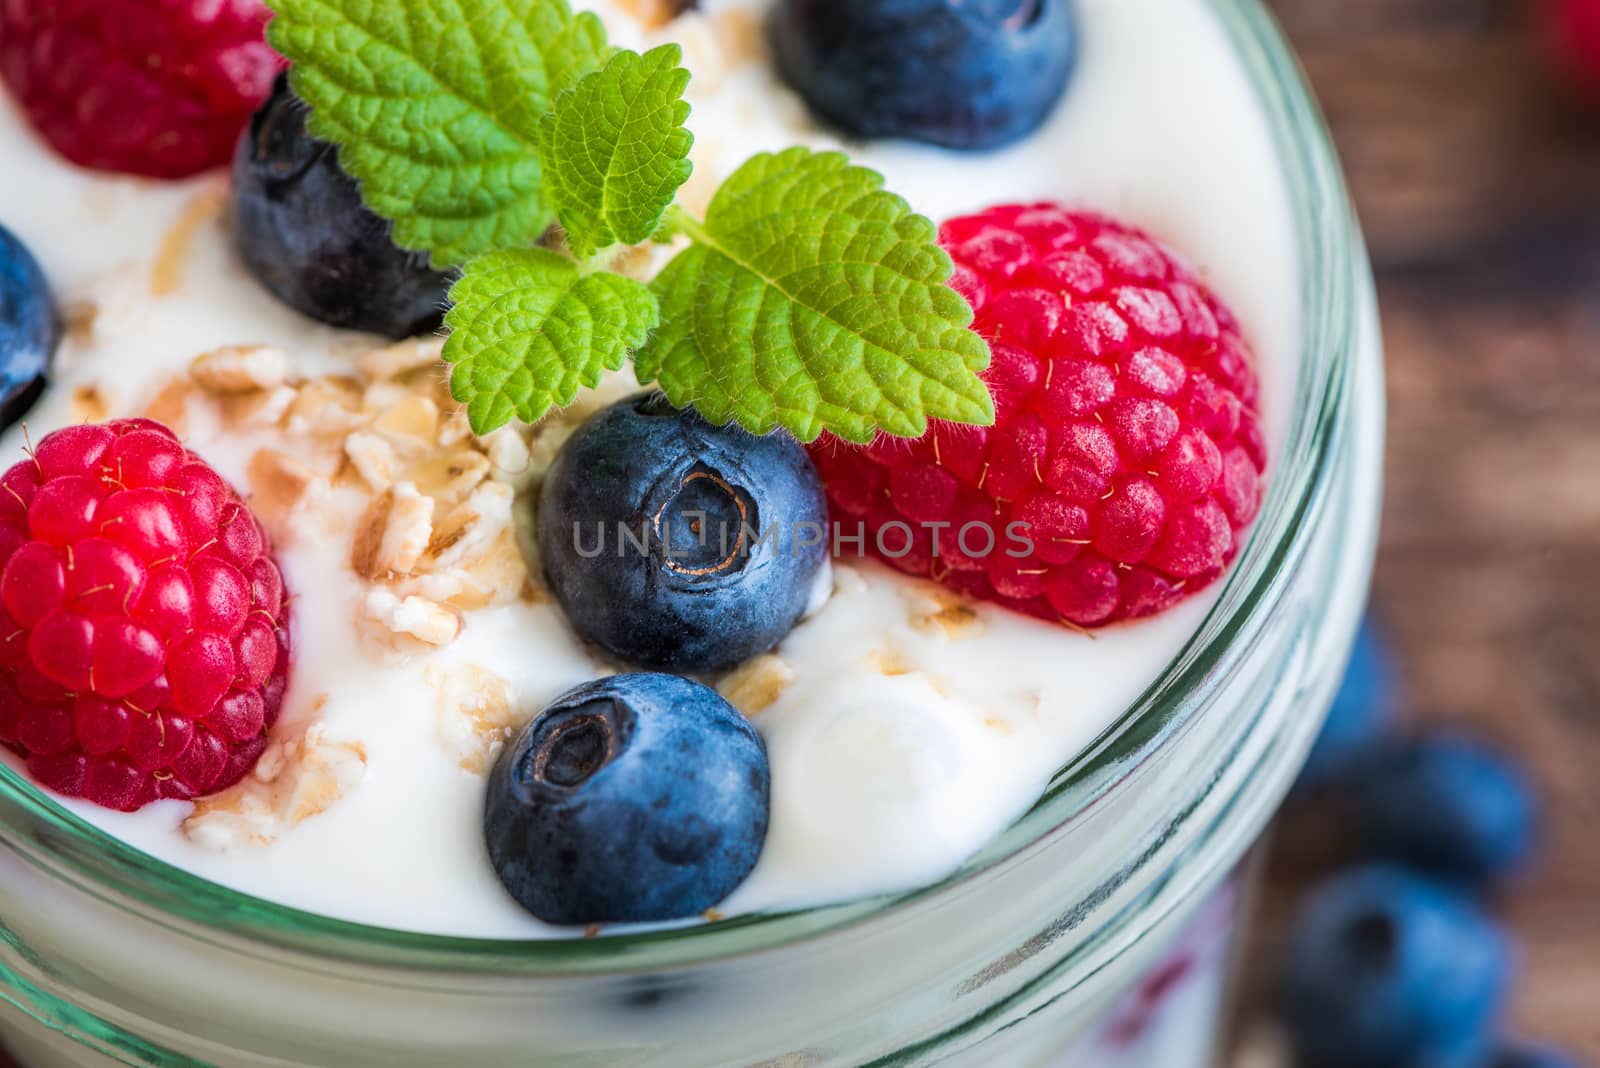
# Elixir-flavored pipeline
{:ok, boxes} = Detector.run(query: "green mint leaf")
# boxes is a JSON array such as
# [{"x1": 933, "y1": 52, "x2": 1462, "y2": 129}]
[
  {"x1": 635, "y1": 148, "x2": 993, "y2": 444},
  {"x1": 539, "y1": 44, "x2": 695, "y2": 259},
  {"x1": 266, "y1": 0, "x2": 608, "y2": 267},
  {"x1": 442, "y1": 248, "x2": 659, "y2": 432}
]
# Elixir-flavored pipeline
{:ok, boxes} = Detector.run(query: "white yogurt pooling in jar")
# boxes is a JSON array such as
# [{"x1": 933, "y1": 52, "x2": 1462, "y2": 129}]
[{"x1": 0, "y1": 0, "x2": 1299, "y2": 936}]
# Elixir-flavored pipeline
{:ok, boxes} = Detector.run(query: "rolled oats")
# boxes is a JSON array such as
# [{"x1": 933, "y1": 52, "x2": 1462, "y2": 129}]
[
  {"x1": 527, "y1": 421, "x2": 578, "y2": 479},
  {"x1": 151, "y1": 183, "x2": 227, "y2": 297},
  {"x1": 425, "y1": 663, "x2": 524, "y2": 774},
  {"x1": 142, "y1": 375, "x2": 194, "y2": 433},
  {"x1": 719, "y1": 654, "x2": 795, "y2": 716},
  {"x1": 351, "y1": 483, "x2": 435, "y2": 580},
  {"x1": 712, "y1": 9, "x2": 765, "y2": 66},
  {"x1": 437, "y1": 409, "x2": 474, "y2": 448},
  {"x1": 183, "y1": 722, "x2": 368, "y2": 848},
  {"x1": 357, "y1": 337, "x2": 445, "y2": 381},
  {"x1": 363, "y1": 589, "x2": 462, "y2": 647},
  {"x1": 423, "y1": 480, "x2": 514, "y2": 572},
  {"x1": 70, "y1": 384, "x2": 113, "y2": 424},
  {"x1": 221, "y1": 385, "x2": 297, "y2": 430},
  {"x1": 190, "y1": 345, "x2": 291, "y2": 393},
  {"x1": 373, "y1": 394, "x2": 441, "y2": 453},
  {"x1": 61, "y1": 297, "x2": 99, "y2": 342},
  {"x1": 607, "y1": 243, "x2": 660, "y2": 282},
  {"x1": 482, "y1": 425, "x2": 532, "y2": 475},
  {"x1": 473, "y1": 529, "x2": 533, "y2": 606},
  {"x1": 864, "y1": 645, "x2": 913, "y2": 677},
  {"x1": 361, "y1": 380, "x2": 413, "y2": 415},
  {"x1": 410, "y1": 449, "x2": 492, "y2": 508},
  {"x1": 615, "y1": 0, "x2": 686, "y2": 30},
  {"x1": 248, "y1": 448, "x2": 327, "y2": 530},
  {"x1": 286, "y1": 376, "x2": 366, "y2": 437},
  {"x1": 344, "y1": 431, "x2": 402, "y2": 492},
  {"x1": 905, "y1": 585, "x2": 985, "y2": 640}
]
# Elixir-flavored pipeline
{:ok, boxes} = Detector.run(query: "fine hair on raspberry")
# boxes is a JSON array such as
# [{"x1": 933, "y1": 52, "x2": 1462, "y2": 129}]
[
  {"x1": 0, "y1": 419, "x2": 292, "y2": 811},
  {"x1": 809, "y1": 203, "x2": 1267, "y2": 627}
]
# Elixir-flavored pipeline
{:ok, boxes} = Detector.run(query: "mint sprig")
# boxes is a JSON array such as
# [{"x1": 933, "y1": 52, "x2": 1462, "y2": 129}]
[
  {"x1": 268, "y1": 0, "x2": 606, "y2": 266},
  {"x1": 539, "y1": 44, "x2": 695, "y2": 260},
  {"x1": 639, "y1": 149, "x2": 992, "y2": 443},
  {"x1": 265, "y1": 0, "x2": 993, "y2": 442},
  {"x1": 442, "y1": 249, "x2": 658, "y2": 431}
]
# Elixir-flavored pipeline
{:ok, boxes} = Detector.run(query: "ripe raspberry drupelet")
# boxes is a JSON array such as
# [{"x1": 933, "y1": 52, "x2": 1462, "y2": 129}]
[
  {"x1": 0, "y1": 0, "x2": 281, "y2": 179},
  {"x1": 809, "y1": 204, "x2": 1267, "y2": 627},
  {"x1": 0, "y1": 419, "x2": 291, "y2": 810}
]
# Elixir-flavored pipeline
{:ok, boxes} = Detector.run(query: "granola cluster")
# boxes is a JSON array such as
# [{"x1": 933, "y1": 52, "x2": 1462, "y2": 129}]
[
  {"x1": 147, "y1": 338, "x2": 536, "y2": 651},
  {"x1": 184, "y1": 712, "x2": 368, "y2": 849},
  {"x1": 133, "y1": 337, "x2": 554, "y2": 844}
]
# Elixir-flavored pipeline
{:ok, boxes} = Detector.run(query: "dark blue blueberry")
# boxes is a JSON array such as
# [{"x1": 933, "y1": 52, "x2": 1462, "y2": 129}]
[
  {"x1": 231, "y1": 74, "x2": 453, "y2": 339},
  {"x1": 1282, "y1": 866, "x2": 1512, "y2": 1068},
  {"x1": 1297, "y1": 618, "x2": 1398, "y2": 791},
  {"x1": 771, "y1": 0, "x2": 1078, "y2": 151},
  {"x1": 484, "y1": 673, "x2": 769, "y2": 925},
  {"x1": 1347, "y1": 733, "x2": 1537, "y2": 886},
  {"x1": 1492, "y1": 1043, "x2": 1590, "y2": 1068},
  {"x1": 536, "y1": 393, "x2": 829, "y2": 673},
  {"x1": 0, "y1": 223, "x2": 57, "y2": 430}
]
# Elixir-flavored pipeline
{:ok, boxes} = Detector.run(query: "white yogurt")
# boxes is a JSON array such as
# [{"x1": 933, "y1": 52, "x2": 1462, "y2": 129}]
[{"x1": 0, "y1": 0, "x2": 1300, "y2": 936}]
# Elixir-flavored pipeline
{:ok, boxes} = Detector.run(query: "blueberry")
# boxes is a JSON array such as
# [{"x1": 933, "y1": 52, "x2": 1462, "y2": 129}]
[
  {"x1": 1347, "y1": 733, "x2": 1537, "y2": 886},
  {"x1": 1492, "y1": 1043, "x2": 1589, "y2": 1068},
  {"x1": 1297, "y1": 619, "x2": 1397, "y2": 790},
  {"x1": 1282, "y1": 866, "x2": 1512, "y2": 1068},
  {"x1": 484, "y1": 673, "x2": 770, "y2": 925},
  {"x1": 0, "y1": 223, "x2": 57, "y2": 429},
  {"x1": 536, "y1": 393, "x2": 829, "y2": 673},
  {"x1": 231, "y1": 74, "x2": 453, "y2": 339},
  {"x1": 772, "y1": 0, "x2": 1078, "y2": 151}
]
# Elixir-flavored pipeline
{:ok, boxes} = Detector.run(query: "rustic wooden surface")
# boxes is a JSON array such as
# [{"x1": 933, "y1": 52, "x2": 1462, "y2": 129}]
[
  {"x1": 1243, "y1": 0, "x2": 1600, "y2": 1059},
  {"x1": 5, "y1": 4, "x2": 1599, "y2": 1067}
]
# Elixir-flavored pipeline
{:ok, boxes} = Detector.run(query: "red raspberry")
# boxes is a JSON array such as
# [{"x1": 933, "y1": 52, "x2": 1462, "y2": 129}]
[
  {"x1": 0, "y1": 0, "x2": 281, "y2": 180},
  {"x1": 1549, "y1": 0, "x2": 1600, "y2": 104},
  {"x1": 809, "y1": 204, "x2": 1267, "y2": 628},
  {"x1": 0, "y1": 419, "x2": 291, "y2": 811}
]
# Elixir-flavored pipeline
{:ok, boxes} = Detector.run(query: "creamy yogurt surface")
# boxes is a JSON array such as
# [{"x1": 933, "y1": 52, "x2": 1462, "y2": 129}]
[{"x1": 0, "y1": 0, "x2": 1300, "y2": 936}]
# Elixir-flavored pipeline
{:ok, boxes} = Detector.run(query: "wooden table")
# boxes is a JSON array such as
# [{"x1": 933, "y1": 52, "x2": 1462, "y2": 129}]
[
  {"x1": 5, "y1": 3, "x2": 1599, "y2": 1066},
  {"x1": 1245, "y1": 0, "x2": 1600, "y2": 1058}
]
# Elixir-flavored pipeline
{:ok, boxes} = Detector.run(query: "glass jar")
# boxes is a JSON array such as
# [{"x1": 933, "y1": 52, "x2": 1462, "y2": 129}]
[{"x1": 0, "y1": 1, "x2": 1384, "y2": 1064}]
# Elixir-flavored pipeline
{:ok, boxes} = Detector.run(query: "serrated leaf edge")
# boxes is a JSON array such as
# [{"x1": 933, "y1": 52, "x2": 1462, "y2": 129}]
[{"x1": 443, "y1": 248, "x2": 660, "y2": 433}]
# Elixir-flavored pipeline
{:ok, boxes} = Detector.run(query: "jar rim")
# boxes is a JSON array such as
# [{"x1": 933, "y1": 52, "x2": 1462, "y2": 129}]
[{"x1": 0, "y1": 0, "x2": 1357, "y2": 977}]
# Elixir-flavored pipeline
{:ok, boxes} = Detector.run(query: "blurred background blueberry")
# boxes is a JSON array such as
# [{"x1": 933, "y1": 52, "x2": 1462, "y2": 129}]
[
  {"x1": 1281, "y1": 866, "x2": 1512, "y2": 1068},
  {"x1": 1297, "y1": 617, "x2": 1398, "y2": 791},
  {"x1": 1346, "y1": 734, "x2": 1538, "y2": 887}
]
